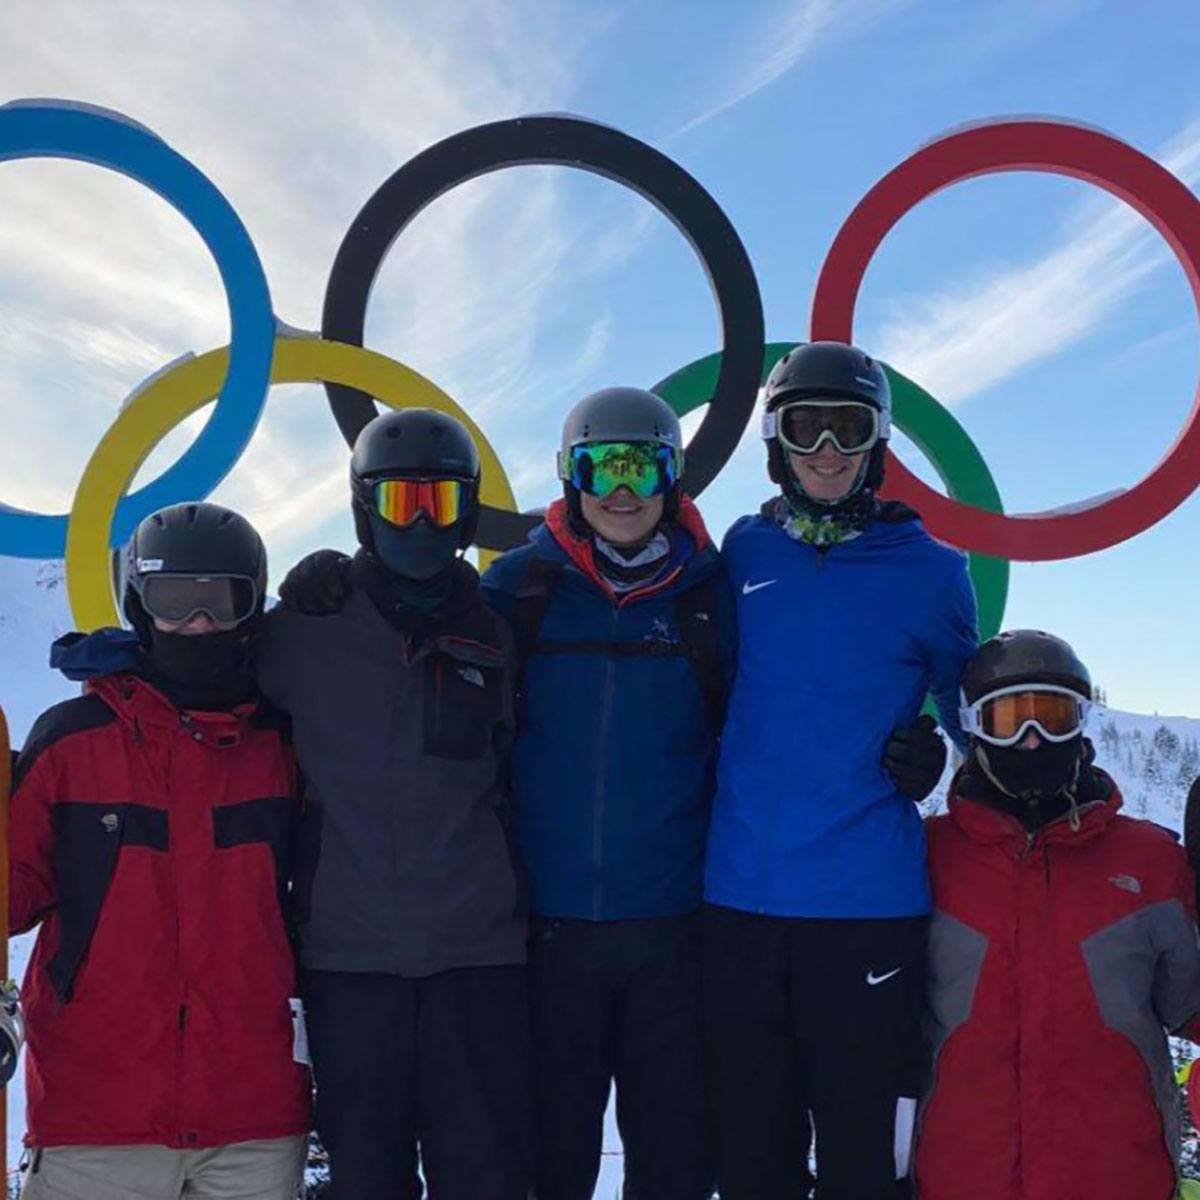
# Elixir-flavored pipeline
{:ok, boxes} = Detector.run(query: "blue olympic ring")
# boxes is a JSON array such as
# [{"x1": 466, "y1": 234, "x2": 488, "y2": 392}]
[{"x1": 0, "y1": 99, "x2": 274, "y2": 558}]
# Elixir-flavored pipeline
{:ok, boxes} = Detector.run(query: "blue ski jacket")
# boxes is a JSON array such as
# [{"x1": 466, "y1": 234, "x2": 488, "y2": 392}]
[
  {"x1": 482, "y1": 497, "x2": 736, "y2": 921},
  {"x1": 705, "y1": 501, "x2": 978, "y2": 919}
]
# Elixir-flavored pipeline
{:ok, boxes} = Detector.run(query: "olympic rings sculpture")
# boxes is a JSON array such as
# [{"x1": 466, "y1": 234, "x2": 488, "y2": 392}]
[{"x1": 3, "y1": 100, "x2": 1199, "y2": 634}]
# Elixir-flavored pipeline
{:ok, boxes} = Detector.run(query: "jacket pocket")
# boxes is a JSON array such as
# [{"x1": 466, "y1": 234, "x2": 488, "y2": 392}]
[
  {"x1": 423, "y1": 648, "x2": 504, "y2": 761},
  {"x1": 47, "y1": 802, "x2": 168, "y2": 1002}
]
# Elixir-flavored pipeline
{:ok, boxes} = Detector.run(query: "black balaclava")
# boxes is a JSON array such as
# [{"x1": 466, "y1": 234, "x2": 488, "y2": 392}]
[
  {"x1": 144, "y1": 625, "x2": 256, "y2": 712},
  {"x1": 970, "y1": 735, "x2": 1091, "y2": 831},
  {"x1": 124, "y1": 591, "x2": 256, "y2": 711}
]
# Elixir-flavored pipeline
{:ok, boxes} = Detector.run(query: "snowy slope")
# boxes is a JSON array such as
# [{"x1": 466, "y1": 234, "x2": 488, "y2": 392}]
[{"x1": 0, "y1": 554, "x2": 1197, "y2": 1194}]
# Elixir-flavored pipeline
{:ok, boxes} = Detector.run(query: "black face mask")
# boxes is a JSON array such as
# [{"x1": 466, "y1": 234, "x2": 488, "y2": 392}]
[
  {"x1": 366, "y1": 514, "x2": 461, "y2": 582},
  {"x1": 976, "y1": 735, "x2": 1084, "y2": 806},
  {"x1": 146, "y1": 626, "x2": 254, "y2": 711}
]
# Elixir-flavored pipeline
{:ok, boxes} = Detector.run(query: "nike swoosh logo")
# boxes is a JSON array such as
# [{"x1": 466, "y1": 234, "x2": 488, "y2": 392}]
[
  {"x1": 867, "y1": 968, "x2": 903, "y2": 986},
  {"x1": 742, "y1": 579, "x2": 777, "y2": 595}
]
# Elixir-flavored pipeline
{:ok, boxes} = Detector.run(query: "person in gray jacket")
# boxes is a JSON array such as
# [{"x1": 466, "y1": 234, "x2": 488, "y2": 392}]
[{"x1": 257, "y1": 408, "x2": 531, "y2": 1200}]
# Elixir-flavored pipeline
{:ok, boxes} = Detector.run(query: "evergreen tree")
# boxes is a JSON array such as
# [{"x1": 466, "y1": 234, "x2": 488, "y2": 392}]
[{"x1": 1155, "y1": 725, "x2": 1181, "y2": 762}]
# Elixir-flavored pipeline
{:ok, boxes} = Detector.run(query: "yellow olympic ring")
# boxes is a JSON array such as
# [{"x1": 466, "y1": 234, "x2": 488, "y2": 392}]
[{"x1": 65, "y1": 336, "x2": 519, "y2": 631}]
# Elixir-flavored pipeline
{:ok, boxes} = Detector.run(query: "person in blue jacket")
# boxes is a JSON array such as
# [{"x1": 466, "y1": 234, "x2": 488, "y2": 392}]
[
  {"x1": 704, "y1": 342, "x2": 977, "y2": 1200},
  {"x1": 481, "y1": 386, "x2": 735, "y2": 1200},
  {"x1": 280, "y1": 387, "x2": 734, "y2": 1200}
]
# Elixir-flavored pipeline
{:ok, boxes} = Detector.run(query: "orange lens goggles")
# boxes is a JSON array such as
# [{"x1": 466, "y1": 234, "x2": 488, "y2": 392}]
[
  {"x1": 372, "y1": 478, "x2": 468, "y2": 528},
  {"x1": 980, "y1": 689, "x2": 1085, "y2": 742}
]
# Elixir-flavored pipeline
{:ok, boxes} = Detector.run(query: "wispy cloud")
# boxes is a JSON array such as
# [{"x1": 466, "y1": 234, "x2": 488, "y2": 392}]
[
  {"x1": 872, "y1": 118, "x2": 1200, "y2": 407},
  {"x1": 0, "y1": 0, "x2": 619, "y2": 575},
  {"x1": 674, "y1": 0, "x2": 911, "y2": 137}
]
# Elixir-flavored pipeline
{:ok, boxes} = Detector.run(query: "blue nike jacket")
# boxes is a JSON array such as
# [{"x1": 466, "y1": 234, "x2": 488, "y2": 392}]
[
  {"x1": 482, "y1": 497, "x2": 736, "y2": 921},
  {"x1": 705, "y1": 500, "x2": 978, "y2": 919}
]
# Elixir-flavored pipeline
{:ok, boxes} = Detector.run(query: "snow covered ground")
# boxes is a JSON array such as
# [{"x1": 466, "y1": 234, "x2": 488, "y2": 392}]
[{"x1": 0, "y1": 554, "x2": 1196, "y2": 1195}]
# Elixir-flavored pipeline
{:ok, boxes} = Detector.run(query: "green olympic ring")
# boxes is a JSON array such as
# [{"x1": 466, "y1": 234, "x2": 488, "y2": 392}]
[{"x1": 652, "y1": 343, "x2": 1010, "y2": 641}]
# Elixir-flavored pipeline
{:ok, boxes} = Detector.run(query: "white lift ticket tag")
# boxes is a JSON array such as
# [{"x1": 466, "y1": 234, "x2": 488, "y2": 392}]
[{"x1": 289, "y1": 998, "x2": 311, "y2": 1067}]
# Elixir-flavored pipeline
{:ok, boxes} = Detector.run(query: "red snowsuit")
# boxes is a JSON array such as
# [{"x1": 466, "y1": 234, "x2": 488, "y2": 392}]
[
  {"x1": 9, "y1": 672, "x2": 311, "y2": 1148},
  {"x1": 916, "y1": 771, "x2": 1200, "y2": 1200}
]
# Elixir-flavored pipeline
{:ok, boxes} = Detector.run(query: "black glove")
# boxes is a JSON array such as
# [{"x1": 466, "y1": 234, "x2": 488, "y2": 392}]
[
  {"x1": 278, "y1": 549, "x2": 352, "y2": 615},
  {"x1": 884, "y1": 714, "x2": 947, "y2": 803}
]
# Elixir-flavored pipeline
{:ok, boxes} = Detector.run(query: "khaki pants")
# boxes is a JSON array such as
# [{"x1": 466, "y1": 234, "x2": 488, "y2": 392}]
[{"x1": 19, "y1": 1136, "x2": 307, "y2": 1200}]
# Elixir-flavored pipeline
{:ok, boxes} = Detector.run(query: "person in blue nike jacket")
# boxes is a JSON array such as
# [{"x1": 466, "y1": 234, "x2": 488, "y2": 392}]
[
  {"x1": 703, "y1": 342, "x2": 978, "y2": 1200},
  {"x1": 482, "y1": 387, "x2": 735, "y2": 1200}
]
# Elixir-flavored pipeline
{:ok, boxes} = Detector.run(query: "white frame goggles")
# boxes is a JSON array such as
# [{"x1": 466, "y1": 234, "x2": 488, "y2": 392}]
[
  {"x1": 959, "y1": 682, "x2": 1091, "y2": 748},
  {"x1": 762, "y1": 398, "x2": 884, "y2": 456}
]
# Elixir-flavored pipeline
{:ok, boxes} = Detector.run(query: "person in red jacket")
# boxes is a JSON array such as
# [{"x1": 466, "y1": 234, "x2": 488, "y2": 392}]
[
  {"x1": 9, "y1": 503, "x2": 310, "y2": 1200},
  {"x1": 917, "y1": 629, "x2": 1200, "y2": 1200}
]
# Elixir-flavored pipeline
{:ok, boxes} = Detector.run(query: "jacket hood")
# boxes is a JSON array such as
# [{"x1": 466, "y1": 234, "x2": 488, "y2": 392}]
[
  {"x1": 539, "y1": 494, "x2": 716, "y2": 601},
  {"x1": 51, "y1": 628, "x2": 143, "y2": 681}
]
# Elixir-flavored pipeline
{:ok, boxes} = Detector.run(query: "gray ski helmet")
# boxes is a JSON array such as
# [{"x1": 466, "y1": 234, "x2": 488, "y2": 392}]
[
  {"x1": 763, "y1": 341, "x2": 892, "y2": 497},
  {"x1": 349, "y1": 408, "x2": 482, "y2": 550},
  {"x1": 961, "y1": 630, "x2": 1093, "y2": 706},
  {"x1": 557, "y1": 386, "x2": 684, "y2": 516},
  {"x1": 122, "y1": 502, "x2": 268, "y2": 640}
]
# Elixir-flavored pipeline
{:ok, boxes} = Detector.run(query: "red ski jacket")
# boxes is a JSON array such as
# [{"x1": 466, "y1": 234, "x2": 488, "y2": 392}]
[
  {"x1": 9, "y1": 671, "x2": 311, "y2": 1149},
  {"x1": 916, "y1": 771, "x2": 1200, "y2": 1200}
]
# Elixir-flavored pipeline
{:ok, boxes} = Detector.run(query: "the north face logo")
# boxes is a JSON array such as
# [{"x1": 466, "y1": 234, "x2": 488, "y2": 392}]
[
  {"x1": 101, "y1": 813, "x2": 119, "y2": 835},
  {"x1": 1109, "y1": 874, "x2": 1142, "y2": 895}
]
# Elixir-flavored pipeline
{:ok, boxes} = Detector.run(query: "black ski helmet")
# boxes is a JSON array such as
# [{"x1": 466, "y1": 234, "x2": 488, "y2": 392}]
[
  {"x1": 763, "y1": 341, "x2": 892, "y2": 510},
  {"x1": 122, "y1": 502, "x2": 268, "y2": 642},
  {"x1": 961, "y1": 630, "x2": 1093, "y2": 706},
  {"x1": 349, "y1": 408, "x2": 482, "y2": 551},
  {"x1": 558, "y1": 387, "x2": 684, "y2": 519}
]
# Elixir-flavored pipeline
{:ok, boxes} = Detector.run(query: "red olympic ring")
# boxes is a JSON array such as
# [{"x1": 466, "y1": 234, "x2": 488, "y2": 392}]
[{"x1": 810, "y1": 117, "x2": 1200, "y2": 562}]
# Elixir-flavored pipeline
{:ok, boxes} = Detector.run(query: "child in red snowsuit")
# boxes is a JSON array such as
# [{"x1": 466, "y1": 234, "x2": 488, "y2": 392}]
[{"x1": 917, "y1": 630, "x2": 1200, "y2": 1200}]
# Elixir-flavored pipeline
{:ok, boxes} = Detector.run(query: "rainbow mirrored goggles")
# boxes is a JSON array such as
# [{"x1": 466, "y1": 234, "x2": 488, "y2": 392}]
[
  {"x1": 138, "y1": 573, "x2": 259, "y2": 629},
  {"x1": 371, "y1": 477, "x2": 472, "y2": 528},
  {"x1": 960, "y1": 683, "x2": 1091, "y2": 748},
  {"x1": 560, "y1": 440, "x2": 681, "y2": 500}
]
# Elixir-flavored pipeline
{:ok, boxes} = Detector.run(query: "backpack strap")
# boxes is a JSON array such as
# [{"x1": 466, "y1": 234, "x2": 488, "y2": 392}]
[
  {"x1": 673, "y1": 575, "x2": 726, "y2": 734},
  {"x1": 513, "y1": 555, "x2": 726, "y2": 734},
  {"x1": 511, "y1": 557, "x2": 567, "y2": 670}
]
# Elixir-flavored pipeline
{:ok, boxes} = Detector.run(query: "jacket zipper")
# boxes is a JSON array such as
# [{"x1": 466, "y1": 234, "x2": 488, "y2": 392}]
[
  {"x1": 1013, "y1": 827, "x2": 1041, "y2": 1191},
  {"x1": 592, "y1": 605, "x2": 620, "y2": 918},
  {"x1": 167, "y1": 727, "x2": 187, "y2": 1146},
  {"x1": 757, "y1": 542, "x2": 829, "y2": 909}
]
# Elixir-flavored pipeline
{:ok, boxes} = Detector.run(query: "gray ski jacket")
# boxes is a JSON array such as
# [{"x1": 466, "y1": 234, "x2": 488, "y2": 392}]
[{"x1": 257, "y1": 558, "x2": 526, "y2": 977}]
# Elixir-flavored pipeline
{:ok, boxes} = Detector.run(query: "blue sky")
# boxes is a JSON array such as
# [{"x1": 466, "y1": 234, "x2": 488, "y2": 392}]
[{"x1": 0, "y1": 0, "x2": 1198, "y2": 715}]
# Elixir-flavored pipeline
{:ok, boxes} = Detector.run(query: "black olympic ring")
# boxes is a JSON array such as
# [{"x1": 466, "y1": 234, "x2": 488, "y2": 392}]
[{"x1": 321, "y1": 113, "x2": 765, "y2": 550}]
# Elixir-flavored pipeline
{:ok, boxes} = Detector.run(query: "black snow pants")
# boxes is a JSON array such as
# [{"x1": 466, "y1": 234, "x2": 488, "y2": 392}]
[
  {"x1": 528, "y1": 912, "x2": 713, "y2": 1200},
  {"x1": 703, "y1": 904, "x2": 928, "y2": 1200},
  {"x1": 301, "y1": 966, "x2": 534, "y2": 1200}
]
